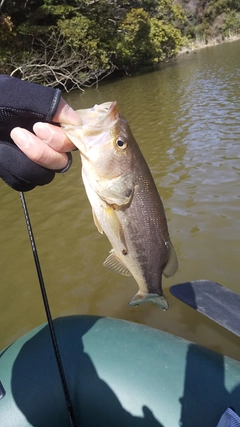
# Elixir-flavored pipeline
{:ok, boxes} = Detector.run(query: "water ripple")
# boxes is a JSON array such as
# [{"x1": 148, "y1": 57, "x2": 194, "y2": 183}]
[{"x1": 1, "y1": 41, "x2": 240, "y2": 359}]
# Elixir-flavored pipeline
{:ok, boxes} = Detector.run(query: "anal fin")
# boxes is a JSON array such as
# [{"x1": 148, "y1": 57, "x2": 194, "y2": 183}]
[{"x1": 103, "y1": 249, "x2": 132, "y2": 276}]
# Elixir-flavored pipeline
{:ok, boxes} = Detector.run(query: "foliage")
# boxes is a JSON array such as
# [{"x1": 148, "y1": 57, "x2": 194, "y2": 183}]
[
  {"x1": 223, "y1": 11, "x2": 240, "y2": 35},
  {"x1": 116, "y1": 9, "x2": 152, "y2": 68},
  {"x1": 1, "y1": 0, "x2": 240, "y2": 89},
  {"x1": 57, "y1": 13, "x2": 112, "y2": 67},
  {"x1": 150, "y1": 18, "x2": 184, "y2": 60},
  {"x1": 179, "y1": 0, "x2": 240, "y2": 41},
  {"x1": 8, "y1": 32, "x2": 114, "y2": 92},
  {"x1": 204, "y1": 0, "x2": 240, "y2": 22},
  {"x1": 115, "y1": 4, "x2": 185, "y2": 68},
  {"x1": 0, "y1": 0, "x2": 187, "y2": 88}
]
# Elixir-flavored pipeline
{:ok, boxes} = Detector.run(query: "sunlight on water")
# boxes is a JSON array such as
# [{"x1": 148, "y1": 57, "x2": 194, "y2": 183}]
[{"x1": 1, "y1": 41, "x2": 240, "y2": 360}]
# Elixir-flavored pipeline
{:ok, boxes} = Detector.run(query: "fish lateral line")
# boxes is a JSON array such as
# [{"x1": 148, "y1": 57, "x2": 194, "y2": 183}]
[{"x1": 61, "y1": 101, "x2": 178, "y2": 310}]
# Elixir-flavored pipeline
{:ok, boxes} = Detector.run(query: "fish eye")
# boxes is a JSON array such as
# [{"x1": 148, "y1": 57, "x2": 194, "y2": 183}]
[{"x1": 116, "y1": 139, "x2": 128, "y2": 150}]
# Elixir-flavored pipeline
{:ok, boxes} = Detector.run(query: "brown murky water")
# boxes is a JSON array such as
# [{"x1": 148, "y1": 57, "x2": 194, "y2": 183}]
[{"x1": 1, "y1": 40, "x2": 240, "y2": 360}]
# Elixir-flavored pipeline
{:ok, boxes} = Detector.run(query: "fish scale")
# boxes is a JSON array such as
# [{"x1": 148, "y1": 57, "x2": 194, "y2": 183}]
[{"x1": 62, "y1": 101, "x2": 178, "y2": 309}]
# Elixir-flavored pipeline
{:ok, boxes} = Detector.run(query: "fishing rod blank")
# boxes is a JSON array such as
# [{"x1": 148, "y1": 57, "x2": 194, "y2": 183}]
[
  {"x1": 0, "y1": 380, "x2": 5, "y2": 400},
  {"x1": 19, "y1": 191, "x2": 78, "y2": 427}
]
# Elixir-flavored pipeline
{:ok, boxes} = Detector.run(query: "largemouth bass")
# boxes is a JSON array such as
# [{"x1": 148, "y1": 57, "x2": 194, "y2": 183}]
[{"x1": 62, "y1": 102, "x2": 178, "y2": 309}]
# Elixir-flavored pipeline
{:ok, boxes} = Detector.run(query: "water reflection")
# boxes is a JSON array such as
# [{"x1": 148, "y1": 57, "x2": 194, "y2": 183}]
[{"x1": 0, "y1": 41, "x2": 240, "y2": 360}]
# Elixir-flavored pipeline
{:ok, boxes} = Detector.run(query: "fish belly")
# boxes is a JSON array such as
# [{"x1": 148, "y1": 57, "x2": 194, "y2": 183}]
[{"x1": 82, "y1": 167, "x2": 168, "y2": 298}]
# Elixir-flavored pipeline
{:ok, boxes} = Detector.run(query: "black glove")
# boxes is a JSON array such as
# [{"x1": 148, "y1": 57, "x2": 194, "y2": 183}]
[{"x1": 0, "y1": 75, "x2": 71, "y2": 192}]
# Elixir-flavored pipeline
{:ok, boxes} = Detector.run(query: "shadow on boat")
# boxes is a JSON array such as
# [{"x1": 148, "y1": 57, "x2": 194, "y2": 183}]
[
  {"x1": 1, "y1": 315, "x2": 240, "y2": 426},
  {"x1": 9, "y1": 316, "x2": 164, "y2": 427},
  {"x1": 180, "y1": 344, "x2": 240, "y2": 426}
]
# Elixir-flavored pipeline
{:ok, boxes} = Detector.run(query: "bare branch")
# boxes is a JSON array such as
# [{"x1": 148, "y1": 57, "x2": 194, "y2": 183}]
[
  {"x1": 0, "y1": 0, "x2": 6, "y2": 14},
  {"x1": 8, "y1": 32, "x2": 115, "y2": 92}
]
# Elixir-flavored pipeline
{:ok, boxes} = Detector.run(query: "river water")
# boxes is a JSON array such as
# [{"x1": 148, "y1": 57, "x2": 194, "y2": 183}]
[{"x1": 1, "y1": 40, "x2": 240, "y2": 360}]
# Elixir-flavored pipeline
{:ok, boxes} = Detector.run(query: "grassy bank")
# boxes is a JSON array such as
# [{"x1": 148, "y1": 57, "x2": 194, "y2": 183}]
[{"x1": 179, "y1": 32, "x2": 240, "y2": 55}]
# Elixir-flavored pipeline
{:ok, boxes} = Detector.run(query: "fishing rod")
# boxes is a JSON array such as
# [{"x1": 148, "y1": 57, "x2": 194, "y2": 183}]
[{"x1": 19, "y1": 192, "x2": 78, "y2": 427}]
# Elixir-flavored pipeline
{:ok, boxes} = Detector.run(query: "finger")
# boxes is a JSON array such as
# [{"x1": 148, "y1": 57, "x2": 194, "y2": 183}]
[
  {"x1": 33, "y1": 122, "x2": 76, "y2": 152},
  {"x1": 53, "y1": 98, "x2": 81, "y2": 125},
  {"x1": 10, "y1": 127, "x2": 69, "y2": 170}
]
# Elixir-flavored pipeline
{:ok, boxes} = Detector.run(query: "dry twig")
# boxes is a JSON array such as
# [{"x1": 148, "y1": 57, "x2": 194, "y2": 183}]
[{"x1": 9, "y1": 33, "x2": 114, "y2": 92}]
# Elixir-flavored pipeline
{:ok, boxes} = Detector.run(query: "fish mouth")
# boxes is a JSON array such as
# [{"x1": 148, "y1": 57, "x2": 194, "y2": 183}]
[
  {"x1": 77, "y1": 101, "x2": 120, "y2": 152},
  {"x1": 61, "y1": 101, "x2": 120, "y2": 155},
  {"x1": 78, "y1": 101, "x2": 119, "y2": 128}
]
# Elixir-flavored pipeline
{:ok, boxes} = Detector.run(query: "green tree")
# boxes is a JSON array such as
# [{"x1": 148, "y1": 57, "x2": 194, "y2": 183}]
[
  {"x1": 0, "y1": 0, "x2": 187, "y2": 88},
  {"x1": 150, "y1": 18, "x2": 183, "y2": 61},
  {"x1": 116, "y1": 9, "x2": 152, "y2": 68}
]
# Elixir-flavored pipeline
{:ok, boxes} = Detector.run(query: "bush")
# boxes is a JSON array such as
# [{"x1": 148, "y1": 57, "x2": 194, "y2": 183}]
[{"x1": 0, "y1": 0, "x2": 186, "y2": 88}]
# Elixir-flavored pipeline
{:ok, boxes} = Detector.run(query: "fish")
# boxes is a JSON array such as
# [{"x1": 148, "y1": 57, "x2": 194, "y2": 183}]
[{"x1": 62, "y1": 101, "x2": 178, "y2": 310}]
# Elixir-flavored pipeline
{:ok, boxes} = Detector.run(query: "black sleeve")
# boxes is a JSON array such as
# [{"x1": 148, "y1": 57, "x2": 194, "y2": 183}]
[{"x1": 0, "y1": 75, "x2": 66, "y2": 192}]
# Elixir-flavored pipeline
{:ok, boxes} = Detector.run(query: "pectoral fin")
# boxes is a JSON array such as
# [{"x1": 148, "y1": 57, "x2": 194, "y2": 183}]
[
  {"x1": 103, "y1": 250, "x2": 132, "y2": 276},
  {"x1": 97, "y1": 173, "x2": 134, "y2": 207},
  {"x1": 105, "y1": 205, "x2": 127, "y2": 248},
  {"x1": 163, "y1": 241, "x2": 178, "y2": 278},
  {"x1": 92, "y1": 209, "x2": 103, "y2": 234}
]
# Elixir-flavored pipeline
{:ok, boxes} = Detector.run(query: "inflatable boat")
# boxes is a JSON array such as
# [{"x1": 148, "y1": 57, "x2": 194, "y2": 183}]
[
  {"x1": 1, "y1": 310, "x2": 240, "y2": 427},
  {"x1": 2, "y1": 184, "x2": 237, "y2": 426}
]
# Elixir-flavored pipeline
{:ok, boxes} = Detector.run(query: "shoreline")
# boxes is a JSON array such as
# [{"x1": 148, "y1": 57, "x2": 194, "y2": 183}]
[
  {"x1": 64, "y1": 34, "x2": 240, "y2": 90},
  {"x1": 178, "y1": 33, "x2": 240, "y2": 56}
]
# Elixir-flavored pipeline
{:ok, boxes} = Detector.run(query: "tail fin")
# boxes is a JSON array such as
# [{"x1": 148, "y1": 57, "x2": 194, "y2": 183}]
[{"x1": 129, "y1": 292, "x2": 169, "y2": 310}]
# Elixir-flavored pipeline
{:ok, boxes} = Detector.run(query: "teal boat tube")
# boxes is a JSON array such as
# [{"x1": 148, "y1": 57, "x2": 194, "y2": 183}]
[{"x1": 1, "y1": 315, "x2": 240, "y2": 426}]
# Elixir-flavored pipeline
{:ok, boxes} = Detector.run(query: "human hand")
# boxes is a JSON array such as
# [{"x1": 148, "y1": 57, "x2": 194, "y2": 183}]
[
  {"x1": 11, "y1": 98, "x2": 81, "y2": 171},
  {"x1": 0, "y1": 75, "x2": 81, "y2": 191}
]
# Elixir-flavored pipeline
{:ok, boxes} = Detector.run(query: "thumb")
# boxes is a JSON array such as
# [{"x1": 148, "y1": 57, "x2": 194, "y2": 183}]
[{"x1": 52, "y1": 98, "x2": 81, "y2": 125}]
